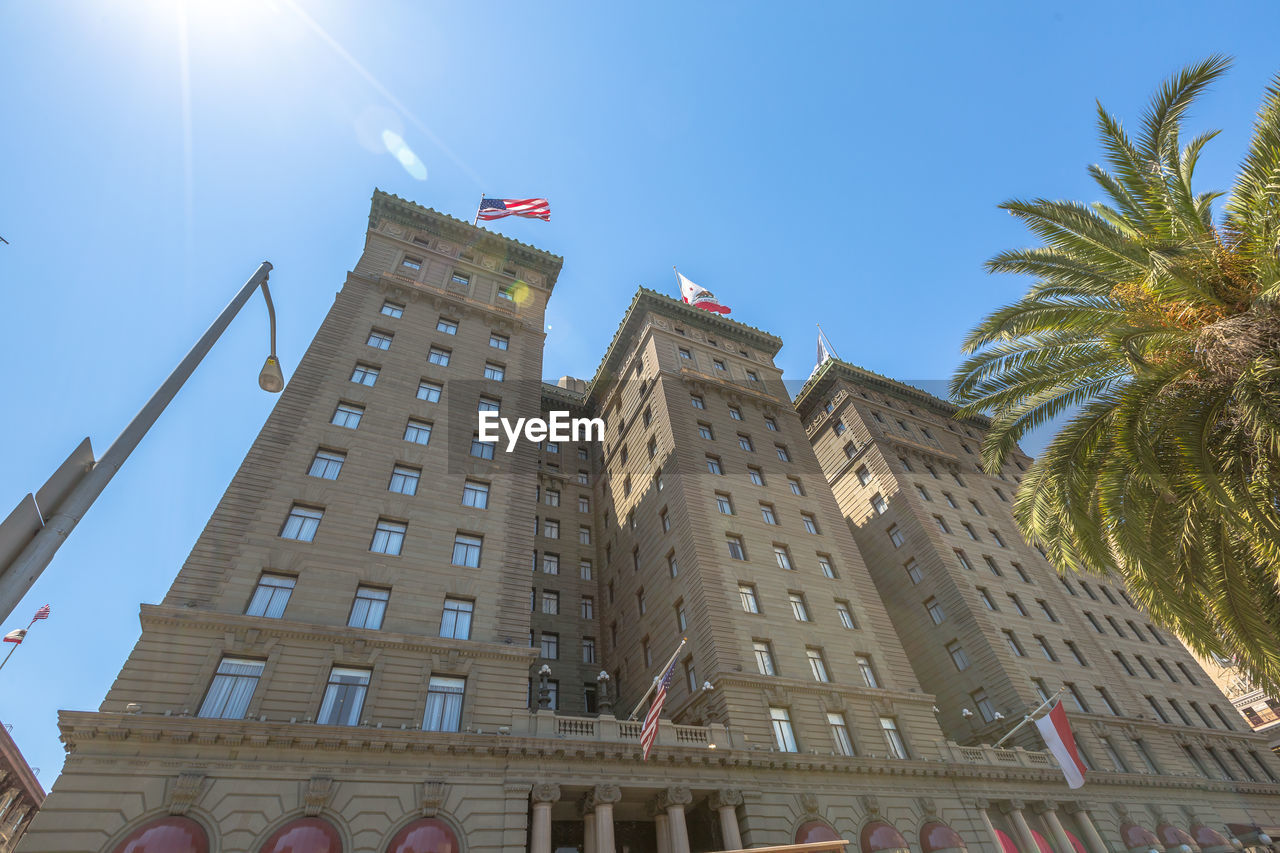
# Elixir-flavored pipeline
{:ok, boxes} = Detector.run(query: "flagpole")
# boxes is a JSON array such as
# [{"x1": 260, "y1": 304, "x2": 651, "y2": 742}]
[
  {"x1": 627, "y1": 637, "x2": 687, "y2": 720},
  {"x1": 0, "y1": 614, "x2": 38, "y2": 674},
  {"x1": 473, "y1": 194, "x2": 485, "y2": 227},
  {"x1": 991, "y1": 688, "x2": 1065, "y2": 748}
]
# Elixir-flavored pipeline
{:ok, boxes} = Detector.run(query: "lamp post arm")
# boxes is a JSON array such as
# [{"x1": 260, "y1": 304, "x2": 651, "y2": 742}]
[{"x1": 0, "y1": 262, "x2": 275, "y2": 620}]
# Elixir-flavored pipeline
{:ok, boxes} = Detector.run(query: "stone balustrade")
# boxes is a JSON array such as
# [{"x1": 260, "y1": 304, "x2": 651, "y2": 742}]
[{"x1": 512, "y1": 711, "x2": 731, "y2": 750}]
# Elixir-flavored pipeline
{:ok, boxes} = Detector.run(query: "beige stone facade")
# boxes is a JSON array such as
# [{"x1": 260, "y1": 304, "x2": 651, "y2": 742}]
[
  {"x1": 0, "y1": 720, "x2": 42, "y2": 852},
  {"x1": 17, "y1": 192, "x2": 1280, "y2": 852}
]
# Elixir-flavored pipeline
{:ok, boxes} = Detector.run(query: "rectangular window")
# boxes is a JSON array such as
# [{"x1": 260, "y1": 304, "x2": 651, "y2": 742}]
[
  {"x1": 806, "y1": 647, "x2": 831, "y2": 682},
  {"x1": 973, "y1": 689, "x2": 996, "y2": 722},
  {"x1": 1097, "y1": 687, "x2": 1120, "y2": 715},
  {"x1": 246, "y1": 573, "x2": 295, "y2": 618},
  {"x1": 828, "y1": 712, "x2": 855, "y2": 756},
  {"x1": 578, "y1": 526, "x2": 591, "y2": 545},
  {"x1": 428, "y1": 346, "x2": 451, "y2": 366},
  {"x1": 1065, "y1": 682, "x2": 1089, "y2": 713},
  {"x1": 753, "y1": 641, "x2": 776, "y2": 675},
  {"x1": 436, "y1": 317, "x2": 459, "y2": 335},
  {"x1": 729, "y1": 406, "x2": 743, "y2": 420},
  {"x1": 801, "y1": 513, "x2": 819, "y2": 533},
  {"x1": 440, "y1": 598, "x2": 473, "y2": 639},
  {"x1": 934, "y1": 515, "x2": 951, "y2": 534},
  {"x1": 317, "y1": 667, "x2": 370, "y2": 726},
  {"x1": 836, "y1": 601, "x2": 856, "y2": 629},
  {"x1": 978, "y1": 587, "x2": 996, "y2": 610},
  {"x1": 760, "y1": 503, "x2": 778, "y2": 524},
  {"x1": 685, "y1": 658, "x2": 697, "y2": 693},
  {"x1": 401, "y1": 255, "x2": 423, "y2": 271},
  {"x1": 678, "y1": 347, "x2": 692, "y2": 360},
  {"x1": 887, "y1": 525, "x2": 905, "y2": 548},
  {"x1": 880, "y1": 717, "x2": 908, "y2": 759},
  {"x1": 331, "y1": 402, "x2": 364, "y2": 429},
  {"x1": 280, "y1": 505, "x2": 322, "y2": 541},
  {"x1": 715, "y1": 493, "x2": 734, "y2": 515},
  {"x1": 856, "y1": 466, "x2": 871, "y2": 486},
  {"x1": 1038, "y1": 600, "x2": 1058, "y2": 622},
  {"x1": 388, "y1": 464, "x2": 421, "y2": 496},
  {"x1": 540, "y1": 632, "x2": 559, "y2": 659},
  {"x1": 579, "y1": 560, "x2": 592, "y2": 580},
  {"x1": 350, "y1": 362, "x2": 379, "y2": 386},
  {"x1": 856, "y1": 654, "x2": 879, "y2": 688},
  {"x1": 947, "y1": 641, "x2": 970, "y2": 671},
  {"x1": 543, "y1": 519, "x2": 560, "y2": 539},
  {"x1": 773, "y1": 545, "x2": 794, "y2": 571},
  {"x1": 691, "y1": 394, "x2": 705, "y2": 409},
  {"x1": 462, "y1": 480, "x2": 490, "y2": 508},
  {"x1": 1035, "y1": 635, "x2": 1057, "y2": 661},
  {"x1": 583, "y1": 638, "x2": 597, "y2": 664},
  {"x1": 770, "y1": 707, "x2": 798, "y2": 752},
  {"x1": 478, "y1": 396, "x2": 500, "y2": 414},
  {"x1": 748, "y1": 467, "x2": 765, "y2": 486},
  {"x1": 1004, "y1": 630, "x2": 1025, "y2": 656},
  {"x1": 198, "y1": 657, "x2": 264, "y2": 719},
  {"x1": 905, "y1": 558, "x2": 922, "y2": 584},
  {"x1": 579, "y1": 595, "x2": 596, "y2": 619},
  {"x1": 452, "y1": 533, "x2": 483, "y2": 567},
  {"x1": 416, "y1": 380, "x2": 442, "y2": 403},
  {"x1": 484, "y1": 363, "x2": 506, "y2": 381},
  {"x1": 367, "y1": 330, "x2": 393, "y2": 350},
  {"x1": 789, "y1": 592, "x2": 810, "y2": 621},
  {"x1": 489, "y1": 333, "x2": 509, "y2": 350},
  {"x1": 1099, "y1": 736, "x2": 1129, "y2": 773},
  {"x1": 370, "y1": 519, "x2": 406, "y2": 555},
  {"x1": 706, "y1": 456, "x2": 723, "y2": 475},
  {"x1": 726, "y1": 535, "x2": 746, "y2": 560},
  {"x1": 676, "y1": 602, "x2": 687, "y2": 632},
  {"x1": 542, "y1": 590, "x2": 559, "y2": 615},
  {"x1": 308, "y1": 449, "x2": 345, "y2": 480},
  {"x1": 381, "y1": 301, "x2": 404, "y2": 318},
  {"x1": 470, "y1": 434, "x2": 495, "y2": 459},
  {"x1": 818, "y1": 555, "x2": 837, "y2": 578},
  {"x1": 713, "y1": 358, "x2": 727, "y2": 371},
  {"x1": 668, "y1": 552, "x2": 679, "y2": 577},
  {"x1": 698, "y1": 422, "x2": 714, "y2": 440},
  {"x1": 423, "y1": 676, "x2": 465, "y2": 732},
  {"x1": 404, "y1": 419, "x2": 433, "y2": 445},
  {"x1": 962, "y1": 523, "x2": 978, "y2": 540},
  {"x1": 925, "y1": 597, "x2": 945, "y2": 625},
  {"x1": 739, "y1": 584, "x2": 760, "y2": 613},
  {"x1": 349, "y1": 585, "x2": 389, "y2": 629},
  {"x1": 788, "y1": 477, "x2": 803, "y2": 495},
  {"x1": 954, "y1": 549, "x2": 973, "y2": 571},
  {"x1": 738, "y1": 434, "x2": 754, "y2": 452},
  {"x1": 775, "y1": 445, "x2": 791, "y2": 462}
]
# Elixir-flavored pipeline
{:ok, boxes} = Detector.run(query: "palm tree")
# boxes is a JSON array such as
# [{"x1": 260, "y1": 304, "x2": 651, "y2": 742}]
[{"x1": 951, "y1": 55, "x2": 1280, "y2": 693}]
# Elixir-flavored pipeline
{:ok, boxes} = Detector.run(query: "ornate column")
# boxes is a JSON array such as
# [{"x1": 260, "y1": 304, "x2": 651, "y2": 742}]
[
  {"x1": 1066, "y1": 803, "x2": 1111, "y2": 853},
  {"x1": 971, "y1": 799, "x2": 1006, "y2": 853},
  {"x1": 531, "y1": 784, "x2": 560, "y2": 853},
  {"x1": 654, "y1": 812, "x2": 672, "y2": 853},
  {"x1": 587, "y1": 784, "x2": 622, "y2": 853},
  {"x1": 1004, "y1": 801, "x2": 1039, "y2": 853},
  {"x1": 583, "y1": 810, "x2": 597, "y2": 853},
  {"x1": 657, "y1": 786, "x2": 693, "y2": 853},
  {"x1": 709, "y1": 789, "x2": 744, "y2": 850},
  {"x1": 1038, "y1": 802, "x2": 1076, "y2": 853}
]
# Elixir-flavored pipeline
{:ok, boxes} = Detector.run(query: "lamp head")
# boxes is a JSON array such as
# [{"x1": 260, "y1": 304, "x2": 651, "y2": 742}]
[
  {"x1": 259, "y1": 355, "x2": 285, "y2": 393},
  {"x1": 538, "y1": 664, "x2": 551, "y2": 676},
  {"x1": 961, "y1": 708, "x2": 974, "y2": 718}
]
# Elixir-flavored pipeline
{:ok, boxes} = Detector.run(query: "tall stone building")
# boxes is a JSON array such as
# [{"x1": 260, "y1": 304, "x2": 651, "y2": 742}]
[{"x1": 18, "y1": 193, "x2": 1280, "y2": 853}]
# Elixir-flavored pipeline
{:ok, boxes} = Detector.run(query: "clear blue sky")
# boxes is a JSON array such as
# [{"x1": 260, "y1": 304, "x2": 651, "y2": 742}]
[{"x1": 1, "y1": 0, "x2": 1276, "y2": 784}]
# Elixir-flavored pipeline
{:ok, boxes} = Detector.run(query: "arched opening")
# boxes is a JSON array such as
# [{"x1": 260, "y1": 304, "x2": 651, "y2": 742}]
[
  {"x1": 260, "y1": 817, "x2": 343, "y2": 853},
  {"x1": 387, "y1": 818, "x2": 461, "y2": 853},
  {"x1": 860, "y1": 821, "x2": 910, "y2": 853},
  {"x1": 796, "y1": 821, "x2": 841, "y2": 845},
  {"x1": 112, "y1": 816, "x2": 210, "y2": 853},
  {"x1": 920, "y1": 821, "x2": 967, "y2": 853},
  {"x1": 1119, "y1": 822, "x2": 1162, "y2": 853}
]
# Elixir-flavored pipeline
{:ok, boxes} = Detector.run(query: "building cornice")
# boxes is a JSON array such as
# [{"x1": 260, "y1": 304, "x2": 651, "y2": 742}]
[
  {"x1": 794, "y1": 358, "x2": 992, "y2": 430},
  {"x1": 0, "y1": 717, "x2": 44, "y2": 803},
  {"x1": 587, "y1": 288, "x2": 784, "y2": 404},
  {"x1": 140, "y1": 604, "x2": 538, "y2": 663},
  {"x1": 369, "y1": 189, "x2": 564, "y2": 286}
]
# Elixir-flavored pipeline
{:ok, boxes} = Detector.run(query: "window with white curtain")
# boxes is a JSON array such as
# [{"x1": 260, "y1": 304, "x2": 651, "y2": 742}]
[
  {"x1": 198, "y1": 658, "x2": 264, "y2": 719},
  {"x1": 770, "y1": 707, "x2": 798, "y2": 752},
  {"x1": 440, "y1": 598, "x2": 473, "y2": 639},
  {"x1": 246, "y1": 574, "x2": 295, "y2": 618},
  {"x1": 370, "y1": 519, "x2": 406, "y2": 555},
  {"x1": 348, "y1": 586, "x2": 389, "y2": 630},
  {"x1": 422, "y1": 676, "x2": 465, "y2": 732},
  {"x1": 307, "y1": 449, "x2": 345, "y2": 480},
  {"x1": 280, "y1": 505, "x2": 322, "y2": 541},
  {"x1": 317, "y1": 667, "x2": 370, "y2": 726}
]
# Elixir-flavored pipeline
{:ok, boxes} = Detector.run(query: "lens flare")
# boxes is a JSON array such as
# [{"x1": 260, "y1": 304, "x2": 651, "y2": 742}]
[
  {"x1": 508, "y1": 280, "x2": 532, "y2": 306},
  {"x1": 381, "y1": 130, "x2": 427, "y2": 180}
]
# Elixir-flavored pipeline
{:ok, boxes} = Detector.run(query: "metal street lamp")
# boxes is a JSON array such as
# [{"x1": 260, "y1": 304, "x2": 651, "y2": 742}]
[{"x1": 0, "y1": 262, "x2": 283, "y2": 620}]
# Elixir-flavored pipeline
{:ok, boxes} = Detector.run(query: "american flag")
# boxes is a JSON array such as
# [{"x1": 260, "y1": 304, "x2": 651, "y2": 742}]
[
  {"x1": 33, "y1": 605, "x2": 50, "y2": 621},
  {"x1": 476, "y1": 198, "x2": 550, "y2": 222},
  {"x1": 640, "y1": 657, "x2": 678, "y2": 760}
]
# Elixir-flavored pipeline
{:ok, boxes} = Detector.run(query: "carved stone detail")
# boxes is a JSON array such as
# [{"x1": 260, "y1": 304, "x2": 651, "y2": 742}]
[
  {"x1": 709, "y1": 790, "x2": 744, "y2": 810},
  {"x1": 860, "y1": 795, "x2": 880, "y2": 817},
  {"x1": 658, "y1": 786, "x2": 693, "y2": 809},
  {"x1": 799, "y1": 792, "x2": 820, "y2": 816},
  {"x1": 585, "y1": 784, "x2": 621, "y2": 809},
  {"x1": 302, "y1": 776, "x2": 336, "y2": 817},
  {"x1": 422, "y1": 780, "x2": 448, "y2": 817},
  {"x1": 918, "y1": 797, "x2": 937, "y2": 818},
  {"x1": 167, "y1": 772, "x2": 204, "y2": 815},
  {"x1": 532, "y1": 783, "x2": 561, "y2": 804}
]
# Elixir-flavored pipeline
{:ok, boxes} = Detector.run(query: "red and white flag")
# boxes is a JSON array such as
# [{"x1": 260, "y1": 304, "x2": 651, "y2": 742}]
[
  {"x1": 3, "y1": 629, "x2": 26, "y2": 645},
  {"x1": 32, "y1": 604, "x2": 50, "y2": 621},
  {"x1": 676, "y1": 270, "x2": 731, "y2": 315},
  {"x1": 1035, "y1": 700, "x2": 1086, "y2": 788}
]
